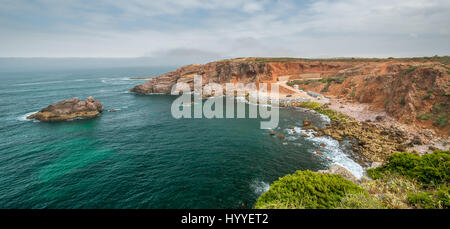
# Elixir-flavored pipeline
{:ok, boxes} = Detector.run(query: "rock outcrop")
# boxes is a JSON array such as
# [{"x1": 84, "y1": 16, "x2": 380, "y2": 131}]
[
  {"x1": 318, "y1": 164, "x2": 359, "y2": 183},
  {"x1": 27, "y1": 96, "x2": 104, "y2": 122}
]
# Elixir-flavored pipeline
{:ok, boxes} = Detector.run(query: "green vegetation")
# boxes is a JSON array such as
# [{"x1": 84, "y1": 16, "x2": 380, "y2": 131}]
[
  {"x1": 360, "y1": 173, "x2": 421, "y2": 209},
  {"x1": 298, "y1": 102, "x2": 350, "y2": 122},
  {"x1": 430, "y1": 103, "x2": 449, "y2": 127},
  {"x1": 255, "y1": 151, "x2": 449, "y2": 209},
  {"x1": 399, "y1": 97, "x2": 406, "y2": 105},
  {"x1": 407, "y1": 187, "x2": 450, "y2": 209},
  {"x1": 367, "y1": 151, "x2": 449, "y2": 186},
  {"x1": 413, "y1": 102, "x2": 448, "y2": 127},
  {"x1": 254, "y1": 171, "x2": 368, "y2": 209},
  {"x1": 320, "y1": 82, "x2": 331, "y2": 92},
  {"x1": 319, "y1": 77, "x2": 346, "y2": 84},
  {"x1": 287, "y1": 79, "x2": 317, "y2": 87},
  {"x1": 367, "y1": 151, "x2": 450, "y2": 209},
  {"x1": 433, "y1": 114, "x2": 449, "y2": 127},
  {"x1": 404, "y1": 65, "x2": 419, "y2": 74},
  {"x1": 423, "y1": 90, "x2": 433, "y2": 100},
  {"x1": 384, "y1": 98, "x2": 390, "y2": 108},
  {"x1": 417, "y1": 113, "x2": 431, "y2": 120},
  {"x1": 298, "y1": 101, "x2": 322, "y2": 109}
]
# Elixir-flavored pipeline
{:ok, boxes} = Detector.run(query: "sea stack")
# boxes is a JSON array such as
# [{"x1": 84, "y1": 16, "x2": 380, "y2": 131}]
[{"x1": 27, "y1": 96, "x2": 104, "y2": 122}]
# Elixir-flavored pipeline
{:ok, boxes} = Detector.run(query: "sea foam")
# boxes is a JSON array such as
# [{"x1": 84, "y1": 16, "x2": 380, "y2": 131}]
[
  {"x1": 285, "y1": 126, "x2": 364, "y2": 178},
  {"x1": 18, "y1": 111, "x2": 38, "y2": 121}
]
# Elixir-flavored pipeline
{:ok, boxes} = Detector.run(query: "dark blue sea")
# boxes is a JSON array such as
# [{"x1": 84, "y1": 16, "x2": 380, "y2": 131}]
[{"x1": 0, "y1": 66, "x2": 363, "y2": 208}]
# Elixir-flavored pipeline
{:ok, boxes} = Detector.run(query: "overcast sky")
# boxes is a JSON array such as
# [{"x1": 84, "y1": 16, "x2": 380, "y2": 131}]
[{"x1": 1, "y1": 0, "x2": 449, "y2": 61}]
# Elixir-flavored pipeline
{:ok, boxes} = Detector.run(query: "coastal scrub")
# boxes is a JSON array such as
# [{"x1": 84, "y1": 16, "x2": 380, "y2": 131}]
[
  {"x1": 366, "y1": 150, "x2": 450, "y2": 209},
  {"x1": 254, "y1": 170, "x2": 369, "y2": 209}
]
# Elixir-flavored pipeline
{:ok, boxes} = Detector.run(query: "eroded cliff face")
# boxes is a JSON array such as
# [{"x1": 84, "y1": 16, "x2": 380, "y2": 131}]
[
  {"x1": 131, "y1": 60, "x2": 266, "y2": 94},
  {"x1": 131, "y1": 58, "x2": 449, "y2": 134},
  {"x1": 130, "y1": 58, "x2": 351, "y2": 94},
  {"x1": 297, "y1": 62, "x2": 450, "y2": 135}
]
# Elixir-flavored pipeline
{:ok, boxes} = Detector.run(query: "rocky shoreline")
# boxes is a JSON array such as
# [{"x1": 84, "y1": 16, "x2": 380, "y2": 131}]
[{"x1": 297, "y1": 101, "x2": 449, "y2": 164}]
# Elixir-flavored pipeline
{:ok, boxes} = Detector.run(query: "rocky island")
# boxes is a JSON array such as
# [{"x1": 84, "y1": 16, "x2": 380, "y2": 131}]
[{"x1": 27, "y1": 96, "x2": 104, "y2": 122}]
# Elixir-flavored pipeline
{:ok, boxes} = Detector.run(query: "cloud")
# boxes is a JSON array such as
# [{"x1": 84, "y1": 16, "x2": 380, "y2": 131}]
[{"x1": 0, "y1": 0, "x2": 449, "y2": 59}]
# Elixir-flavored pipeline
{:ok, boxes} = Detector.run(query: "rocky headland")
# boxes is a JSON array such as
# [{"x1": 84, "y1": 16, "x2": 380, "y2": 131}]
[
  {"x1": 27, "y1": 96, "x2": 104, "y2": 122},
  {"x1": 131, "y1": 57, "x2": 449, "y2": 158}
]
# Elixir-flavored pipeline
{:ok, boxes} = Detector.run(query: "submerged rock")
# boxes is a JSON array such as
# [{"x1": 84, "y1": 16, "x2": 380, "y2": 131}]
[
  {"x1": 303, "y1": 119, "x2": 312, "y2": 126},
  {"x1": 27, "y1": 96, "x2": 104, "y2": 122}
]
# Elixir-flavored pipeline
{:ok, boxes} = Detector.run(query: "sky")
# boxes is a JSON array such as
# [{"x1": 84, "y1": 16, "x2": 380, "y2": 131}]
[{"x1": 1, "y1": 0, "x2": 450, "y2": 63}]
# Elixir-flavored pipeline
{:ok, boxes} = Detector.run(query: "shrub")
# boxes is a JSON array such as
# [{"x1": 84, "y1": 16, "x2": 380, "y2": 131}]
[
  {"x1": 404, "y1": 66, "x2": 418, "y2": 74},
  {"x1": 417, "y1": 113, "x2": 431, "y2": 120},
  {"x1": 407, "y1": 186, "x2": 449, "y2": 209},
  {"x1": 423, "y1": 90, "x2": 433, "y2": 100},
  {"x1": 384, "y1": 98, "x2": 390, "y2": 108},
  {"x1": 254, "y1": 171, "x2": 365, "y2": 209},
  {"x1": 367, "y1": 151, "x2": 450, "y2": 186},
  {"x1": 350, "y1": 89, "x2": 356, "y2": 98},
  {"x1": 433, "y1": 113, "x2": 448, "y2": 127},
  {"x1": 299, "y1": 101, "x2": 322, "y2": 109},
  {"x1": 407, "y1": 192, "x2": 436, "y2": 209},
  {"x1": 321, "y1": 82, "x2": 331, "y2": 92},
  {"x1": 400, "y1": 97, "x2": 406, "y2": 105},
  {"x1": 287, "y1": 80, "x2": 304, "y2": 87}
]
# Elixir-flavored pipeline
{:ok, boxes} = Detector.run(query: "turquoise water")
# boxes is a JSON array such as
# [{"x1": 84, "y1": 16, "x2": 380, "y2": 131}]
[{"x1": 0, "y1": 66, "x2": 363, "y2": 209}]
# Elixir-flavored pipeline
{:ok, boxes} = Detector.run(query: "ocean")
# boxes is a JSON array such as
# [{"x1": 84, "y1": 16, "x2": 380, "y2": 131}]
[{"x1": 0, "y1": 66, "x2": 363, "y2": 208}]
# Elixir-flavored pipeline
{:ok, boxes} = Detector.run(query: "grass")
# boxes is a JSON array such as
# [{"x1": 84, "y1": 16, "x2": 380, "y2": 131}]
[
  {"x1": 297, "y1": 102, "x2": 350, "y2": 122},
  {"x1": 360, "y1": 173, "x2": 420, "y2": 209},
  {"x1": 366, "y1": 151, "x2": 450, "y2": 209},
  {"x1": 407, "y1": 186, "x2": 450, "y2": 209}
]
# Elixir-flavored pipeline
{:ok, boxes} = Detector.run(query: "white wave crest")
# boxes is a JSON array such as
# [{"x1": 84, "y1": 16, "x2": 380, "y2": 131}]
[
  {"x1": 250, "y1": 180, "x2": 270, "y2": 196},
  {"x1": 285, "y1": 126, "x2": 364, "y2": 178},
  {"x1": 18, "y1": 111, "x2": 38, "y2": 121}
]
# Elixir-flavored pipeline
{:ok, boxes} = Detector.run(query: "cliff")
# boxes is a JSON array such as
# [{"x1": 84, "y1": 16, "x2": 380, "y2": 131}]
[
  {"x1": 131, "y1": 57, "x2": 450, "y2": 135},
  {"x1": 130, "y1": 58, "x2": 352, "y2": 94}
]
